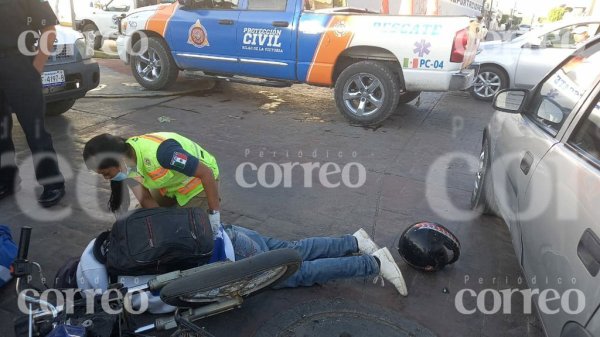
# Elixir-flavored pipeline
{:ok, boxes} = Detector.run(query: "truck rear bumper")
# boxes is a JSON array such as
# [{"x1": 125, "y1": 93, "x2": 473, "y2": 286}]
[
  {"x1": 449, "y1": 65, "x2": 478, "y2": 90},
  {"x1": 403, "y1": 65, "x2": 478, "y2": 92},
  {"x1": 44, "y1": 59, "x2": 100, "y2": 103}
]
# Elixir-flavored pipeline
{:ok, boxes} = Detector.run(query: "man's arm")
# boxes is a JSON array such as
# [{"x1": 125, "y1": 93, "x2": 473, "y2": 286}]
[
  {"x1": 33, "y1": 25, "x2": 55, "y2": 74},
  {"x1": 129, "y1": 183, "x2": 160, "y2": 209},
  {"x1": 156, "y1": 139, "x2": 220, "y2": 210},
  {"x1": 193, "y1": 163, "x2": 220, "y2": 211}
]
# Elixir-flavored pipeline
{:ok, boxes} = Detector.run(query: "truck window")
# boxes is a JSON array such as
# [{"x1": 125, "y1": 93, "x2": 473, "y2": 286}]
[
  {"x1": 303, "y1": 0, "x2": 346, "y2": 11},
  {"x1": 190, "y1": 0, "x2": 238, "y2": 9},
  {"x1": 247, "y1": 0, "x2": 286, "y2": 11}
]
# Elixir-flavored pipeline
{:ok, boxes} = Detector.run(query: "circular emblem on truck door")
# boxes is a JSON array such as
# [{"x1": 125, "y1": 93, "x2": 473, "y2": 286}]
[{"x1": 188, "y1": 20, "x2": 210, "y2": 48}]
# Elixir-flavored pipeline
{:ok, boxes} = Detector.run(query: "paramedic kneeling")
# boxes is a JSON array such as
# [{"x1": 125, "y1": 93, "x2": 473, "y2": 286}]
[{"x1": 83, "y1": 132, "x2": 222, "y2": 228}]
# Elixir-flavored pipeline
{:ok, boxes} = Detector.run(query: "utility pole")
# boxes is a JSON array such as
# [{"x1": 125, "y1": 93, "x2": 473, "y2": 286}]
[{"x1": 69, "y1": 0, "x2": 77, "y2": 30}]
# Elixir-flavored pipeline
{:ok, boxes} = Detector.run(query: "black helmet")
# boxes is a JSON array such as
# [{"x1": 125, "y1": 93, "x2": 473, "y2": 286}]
[{"x1": 397, "y1": 222, "x2": 460, "y2": 272}]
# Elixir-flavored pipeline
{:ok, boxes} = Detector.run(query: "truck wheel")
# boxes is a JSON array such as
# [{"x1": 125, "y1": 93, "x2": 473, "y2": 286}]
[
  {"x1": 398, "y1": 91, "x2": 421, "y2": 104},
  {"x1": 82, "y1": 23, "x2": 102, "y2": 50},
  {"x1": 334, "y1": 61, "x2": 400, "y2": 126},
  {"x1": 470, "y1": 65, "x2": 508, "y2": 101},
  {"x1": 131, "y1": 37, "x2": 179, "y2": 91},
  {"x1": 46, "y1": 99, "x2": 76, "y2": 116}
]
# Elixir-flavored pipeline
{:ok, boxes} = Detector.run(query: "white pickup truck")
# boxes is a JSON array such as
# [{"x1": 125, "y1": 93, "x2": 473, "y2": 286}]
[{"x1": 117, "y1": 0, "x2": 480, "y2": 125}]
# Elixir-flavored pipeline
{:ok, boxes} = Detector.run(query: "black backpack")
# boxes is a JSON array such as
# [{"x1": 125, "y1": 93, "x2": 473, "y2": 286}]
[
  {"x1": 95, "y1": 208, "x2": 214, "y2": 277},
  {"x1": 53, "y1": 256, "x2": 81, "y2": 289}
]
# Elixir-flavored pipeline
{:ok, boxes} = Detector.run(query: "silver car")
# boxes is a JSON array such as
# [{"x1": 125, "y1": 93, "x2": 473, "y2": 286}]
[
  {"x1": 471, "y1": 18, "x2": 600, "y2": 101},
  {"x1": 471, "y1": 36, "x2": 600, "y2": 337}
]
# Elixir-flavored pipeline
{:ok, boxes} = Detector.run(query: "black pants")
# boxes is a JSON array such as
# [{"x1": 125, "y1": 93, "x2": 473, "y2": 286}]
[{"x1": 0, "y1": 55, "x2": 64, "y2": 188}]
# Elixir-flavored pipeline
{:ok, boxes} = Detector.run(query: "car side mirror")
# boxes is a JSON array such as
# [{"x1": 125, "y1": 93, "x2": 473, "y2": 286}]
[
  {"x1": 524, "y1": 37, "x2": 542, "y2": 49},
  {"x1": 493, "y1": 89, "x2": 529, "y2": 113}
]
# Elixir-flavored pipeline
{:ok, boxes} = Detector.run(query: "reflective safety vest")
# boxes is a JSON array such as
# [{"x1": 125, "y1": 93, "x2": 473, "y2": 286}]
[{"x1": 126, "y1": 132, "x2": 219, "y2": 206}]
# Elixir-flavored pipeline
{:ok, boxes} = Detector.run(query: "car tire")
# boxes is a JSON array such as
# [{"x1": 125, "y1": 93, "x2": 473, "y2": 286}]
[
  {"x1": 470, "y1": 65, "x2": 508, "y2": 101},
  {"x1": 82, "y1": 23, "x2": 103, "y2": 50},
  {"x1": 398, "y1": 91, "x2": 421, "y2": 104},
  {"x1": 471, "y1": 136, "x2": 496, "y2": 215},
  {"x1": 46, "y1": 99, "x2": 76, "y2": 116},
  {"x1": 130, "y1": 37, "x2": 179, "y2": 91},
  {"x1": 334, "y1": 61, "x2": 400, "y2": 126}
]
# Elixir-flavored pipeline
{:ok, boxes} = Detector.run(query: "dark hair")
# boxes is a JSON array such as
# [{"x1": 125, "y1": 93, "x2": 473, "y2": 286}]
[{"x1": 83, "y1": 134, "x2": 131, "y2": 213}]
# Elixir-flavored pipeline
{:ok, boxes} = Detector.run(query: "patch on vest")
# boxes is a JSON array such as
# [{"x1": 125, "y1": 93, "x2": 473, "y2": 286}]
[{"x1": 171, "y1": 152, "x2": 188, "y2": 169}]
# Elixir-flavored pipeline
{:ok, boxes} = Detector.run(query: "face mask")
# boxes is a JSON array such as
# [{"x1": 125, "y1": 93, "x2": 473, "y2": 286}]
[{"x1": 110, "y1": 162, "x2": 133, "y2": 182}]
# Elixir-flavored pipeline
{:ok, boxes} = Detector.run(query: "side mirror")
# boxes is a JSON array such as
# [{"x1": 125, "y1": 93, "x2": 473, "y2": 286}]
[
  {"x1": 493, "y1": 89, "x2": 529, "y2": 113},
  {"x1": 524, "y1": 37, "x2": 542, "y2": 49}
]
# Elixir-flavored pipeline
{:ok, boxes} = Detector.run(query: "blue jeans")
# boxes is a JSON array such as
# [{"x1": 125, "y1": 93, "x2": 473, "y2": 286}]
[{"x1": 224, "y1": 225, "x2": 380, "y2": 288}]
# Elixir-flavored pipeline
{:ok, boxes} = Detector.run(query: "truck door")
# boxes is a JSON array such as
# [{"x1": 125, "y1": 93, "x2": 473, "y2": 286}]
[
  {"x1": 167, "y1": 0, "x2": 241, "y2": 74},
  {"x1": 235, "y1": 0, "x2": 297, "y2": 80}
]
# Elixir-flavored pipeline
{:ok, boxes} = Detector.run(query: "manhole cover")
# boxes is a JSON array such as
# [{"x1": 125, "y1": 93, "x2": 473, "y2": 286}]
[{"x1": 254, "y1": 299, "x2": 437, "y2": 337}]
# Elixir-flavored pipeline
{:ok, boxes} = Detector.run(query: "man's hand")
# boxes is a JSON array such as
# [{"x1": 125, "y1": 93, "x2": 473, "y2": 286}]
[
  {"x1": 208, "y1": 210, "x2": 220, "y2": 236},
  {"x1": 33, "y1": 25, "x2": 57, "y2": 74}
]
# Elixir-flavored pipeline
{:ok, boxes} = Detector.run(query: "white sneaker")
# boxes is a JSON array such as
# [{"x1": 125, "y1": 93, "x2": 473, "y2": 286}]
[
  {"x1": 353, "y1": 228, "x2": 380, "y2": 255},
  {"x1": 372, "y1": 247, "x2": 408, "y2": 296}
]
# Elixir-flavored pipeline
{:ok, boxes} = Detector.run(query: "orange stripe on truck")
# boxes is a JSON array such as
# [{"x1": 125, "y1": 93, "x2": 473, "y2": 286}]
[
  {"x1": 306, "y1": 16, "x2": 355, "y2": 86},
  {"x1": 145, "y1": 3, "x2": 178, "y2": 36}
]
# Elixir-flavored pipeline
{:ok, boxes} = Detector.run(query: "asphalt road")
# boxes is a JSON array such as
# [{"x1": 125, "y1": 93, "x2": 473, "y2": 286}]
[{"x1": 0, "y1": 62, "x2": 545, "y2": 337}]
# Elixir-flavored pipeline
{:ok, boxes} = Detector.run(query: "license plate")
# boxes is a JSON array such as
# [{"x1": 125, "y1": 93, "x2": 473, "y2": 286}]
[{"x1": 41, "y1": 70, "x2": 65, "y2": 88}]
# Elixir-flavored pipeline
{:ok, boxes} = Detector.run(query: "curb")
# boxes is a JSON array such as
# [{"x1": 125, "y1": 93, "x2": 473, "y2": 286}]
[{"x1": 84, "y1": 80, "x2": 217, "y2": 99}]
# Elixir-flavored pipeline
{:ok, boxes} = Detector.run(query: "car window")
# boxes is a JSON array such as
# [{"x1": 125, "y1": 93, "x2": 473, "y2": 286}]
[
  {"x1": 190, "y1": 0, "x2": 239, "y2": 9},
  {"x1": 540, "y1": 23, "x2": 599, "y2": 49},
  {"x1": 526, "y1": 43, "x2": 600, "y2": 136},
  {"x1": 569, "y1": 97, "x2": 600, "y2": 164},
  {"x1": 247, "y1": 0, "x2": 286, "y2": 11},
  {"x1": 106, "y1": 0, "x2": 131, "y2": 11}
]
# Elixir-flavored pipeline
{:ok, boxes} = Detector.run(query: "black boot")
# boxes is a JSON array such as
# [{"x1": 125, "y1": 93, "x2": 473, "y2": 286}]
[{"x1": 38, "y1": 184, "x2": 65, "y2": 208}]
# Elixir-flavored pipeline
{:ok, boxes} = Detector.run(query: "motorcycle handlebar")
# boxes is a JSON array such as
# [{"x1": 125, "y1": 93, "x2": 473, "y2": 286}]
[{"x1": 17, "y1": 227, "x2": 32, "y2": 261}]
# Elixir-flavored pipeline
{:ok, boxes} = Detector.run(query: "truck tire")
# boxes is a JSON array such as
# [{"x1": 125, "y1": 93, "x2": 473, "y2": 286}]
[
  {"x1": 334, "y1": 61, "x2": 400, "y2": 126},
  {"x1": 398, "y1": 91, "x2": 421, "y2": 104},
  {"x1": 82, "y1": 23, "x2": 102, "y2": 50},
  {"x1": 131, "y1": 37, "x2": 179, "y2": 91},
  {"x1": 46, "y1": 99, "x2": 76, "y2": 116}
]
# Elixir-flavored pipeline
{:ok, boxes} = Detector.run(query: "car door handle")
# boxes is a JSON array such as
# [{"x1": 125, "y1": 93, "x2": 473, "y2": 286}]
[
  {"x1": 577, "y1": 229, "x2": 600, "y2": 277},
  {"x1": 520, "y1": 151, "x2": 533, "y2": 175},
  {"x1": 218, "y1": 19, "x2": 234, "y2": 25},
  {"x1": 272, "y1": 21, "x2": 289, "y2": 27}
]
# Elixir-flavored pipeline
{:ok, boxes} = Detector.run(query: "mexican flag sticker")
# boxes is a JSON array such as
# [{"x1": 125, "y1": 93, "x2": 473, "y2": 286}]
[{"x1": 171, "y1": 152, "x2": 188, "y2": 169}]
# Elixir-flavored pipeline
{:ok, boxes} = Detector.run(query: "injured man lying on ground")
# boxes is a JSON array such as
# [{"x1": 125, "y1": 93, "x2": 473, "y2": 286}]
[{"x1": 75, "y1": 208, "x2": 408, "y2": 314}]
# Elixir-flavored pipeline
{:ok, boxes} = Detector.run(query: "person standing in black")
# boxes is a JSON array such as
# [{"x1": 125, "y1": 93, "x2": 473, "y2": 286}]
[{"x1": 0, "y1": 0, "x2": 66, "y2": 206}]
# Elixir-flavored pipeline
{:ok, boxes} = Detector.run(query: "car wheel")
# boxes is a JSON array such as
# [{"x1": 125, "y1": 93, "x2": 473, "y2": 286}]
[
  {"x1": 334, "y1": 61, "x2": 400, "y2": 126},
  {"x1": 470, "y1": 65, "x2": 508, "y2": 101},
  {"x1": 46, "y1": 99, "x2": 76, "y2": 116},
  {"x1": 398, "y1": 91, "x2": 421, "y2": 104},
  {"x1": 130, "y1": 37, "x2": 179, "y2": 91},
  {"x1": 82, "y1": 23, "x2": 103, "y2": 50},
  {"x1": 471, "y1": 137, "x2": 496, "y2": 215}
]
